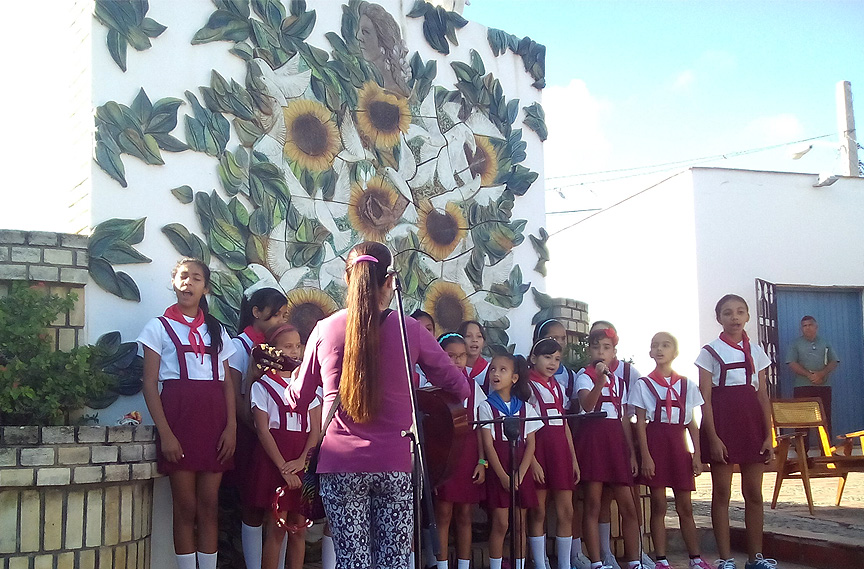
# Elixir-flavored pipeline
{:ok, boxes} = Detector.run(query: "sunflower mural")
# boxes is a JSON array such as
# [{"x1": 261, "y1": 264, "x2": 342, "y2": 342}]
[{"x1": 91, "y1": 0, "x2": 548, "y2": 351}]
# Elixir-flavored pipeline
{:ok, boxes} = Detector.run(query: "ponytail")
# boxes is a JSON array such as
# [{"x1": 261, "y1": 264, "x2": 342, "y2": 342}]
[
  {"x1": 492, "y1": 353, "x2": 531, "y2": 402},
  {"x1": 340, "y1": 242, "x2": 392, "y2": 423},
  {"x1": 173, "y1": 257, "x2": 222, "y2": 353}
]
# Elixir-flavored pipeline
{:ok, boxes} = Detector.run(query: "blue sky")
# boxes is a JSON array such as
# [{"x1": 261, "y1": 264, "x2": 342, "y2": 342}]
[{"x1": 465, "y1": 0, "x2": 863, "y2": 214}]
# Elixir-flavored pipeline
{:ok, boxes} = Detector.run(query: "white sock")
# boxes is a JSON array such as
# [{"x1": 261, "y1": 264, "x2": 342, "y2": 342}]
[
  {"x1": 555, "y1": 536, "x2": 571, "y2": 569},
  {"x1": 408, "y1": 551, "x2": 415, "y2": 568},
  {"x1": 241, "y1": 523, "x2": 263, "y2": 569},
  {"x1": 457, "y1": 560, "x2": 469, "y2": 569},
  {"x1": 628, "y1": 562, "x2": 641, "y2": 569},
  {"x1": 591, "y1": 563, "x2": 603, "y2": 569},
  {"x1": 278, "y1": 533, "x2": 288, "y2": 569},
  {"x1": 175, "y1": 553, "x2": 196, "y2": 569},
  {"x1": 322, "y1": 535, "x2": 336, "y2": 569},
  {"x1": 489, "y1": 558, "x2": 502, "y2": 569},
  {"x1": 516, "y1": 559, "x2": 525, "y2": 569},
  {"x1": 528, "y1": 535, "x2": 546, "y2": 569},
  {"x1": 688, "y1": 558, "x2": 704, "y2": 567},
  {"x1": 196, "y1": 551, "x2": 217, "y2": 569},
  {"x1": 437, "y1": 561, "x2": 448, "y2": 569},
  {"x1": 599, "y1": 522, "x2": 612, "y2": 557},
  {"x1": 571, "y1": 537, "x2": 583, "y2": 563}
]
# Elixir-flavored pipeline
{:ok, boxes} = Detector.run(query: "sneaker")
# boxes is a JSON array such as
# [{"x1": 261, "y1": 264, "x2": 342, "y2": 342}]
[
  {"x1": 743, "y1": 555, "x2": 777, "y2": 569},
  {"x1": 689, "y1": 561, "x2": 712, "y2": 569},
  {"x1": 602, "y1": 554, "x2": 622, "y2": 569},
  {"x1": 714, "y1": 560, "x2": 737, "y2": 569},
  {"x1": 571, "y1": 551, "x2": 592, "y2": 569},
  {"x1": 640, "y1": 553, "x2": 656, "y2": 569}
]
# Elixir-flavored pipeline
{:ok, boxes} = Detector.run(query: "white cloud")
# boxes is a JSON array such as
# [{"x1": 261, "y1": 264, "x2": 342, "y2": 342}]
[
  {"x1": 542, "y1": 79, "x2": 613, "y2": 181},
  {"x1": 672, "y1": 70, "x2": 696, "y2": 91},
  {"x1": 667, "y1": 50, "x2": 736, "y2": 93}
]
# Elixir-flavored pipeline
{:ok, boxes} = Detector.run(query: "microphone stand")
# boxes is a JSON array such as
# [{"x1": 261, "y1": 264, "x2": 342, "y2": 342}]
[
  {"x1": 472, "y1": 411, "x2": 606, "y2": 568},
  {"x1": 392, "y1": 272, "x2": 439, "y2": 569}
]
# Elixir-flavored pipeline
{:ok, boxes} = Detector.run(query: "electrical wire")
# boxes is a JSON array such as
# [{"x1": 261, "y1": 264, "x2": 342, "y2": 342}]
[{"x1": 544, "y1": 133, "x2": 836, "y2": 190}]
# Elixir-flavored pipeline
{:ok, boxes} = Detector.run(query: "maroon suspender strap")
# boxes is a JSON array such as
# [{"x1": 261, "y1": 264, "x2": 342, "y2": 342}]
[
  {"x1": 491, "y1": 405, "x2": 526, "y2": 441},
  {"x1": 640, "y1": 376, "x2": 687, "y2": 425},
  {"x1": 593, "y1": 375, "x2": 623, "y2": 415},
  {"x1": 702, "y1": 344, "x2": 748, "y2": 388},
  {"x1": 260, "y1": 377, "x2": 307, "y2": 432},
  {"x1": 565, "y1": 367, "x2": 575, "y2": 400},
  {"x1": 238, "y1": 335, "x2": 252, "y2": 354},
  {"x1": 529, "y1": 380, "x2": 564, "y2": 426},
  {"x1": 623, "y1": 362, "x2": 631, "y2": 389},
  {"x1": 158, "y1": 316, "x2": 220, "y2": 381}
]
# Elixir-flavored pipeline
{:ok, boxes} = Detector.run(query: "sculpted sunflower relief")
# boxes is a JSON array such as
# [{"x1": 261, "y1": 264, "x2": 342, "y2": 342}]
[{"x1": 93, "y1": 0, "x2": 543, "y2": 349}]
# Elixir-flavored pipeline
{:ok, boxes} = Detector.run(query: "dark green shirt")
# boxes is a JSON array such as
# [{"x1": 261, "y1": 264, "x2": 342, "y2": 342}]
[{"x1": 785, "y1": 335, "x2": 839, "y2": 388}]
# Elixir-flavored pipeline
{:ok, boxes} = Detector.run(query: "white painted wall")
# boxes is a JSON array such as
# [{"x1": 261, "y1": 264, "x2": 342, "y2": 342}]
[
  {"x1": 546, "y1": 170, "x2": 703, "y2": 378},
  {"x1": 692, "y1": 167, "x2": 864, "y2": 345},
  {"x1": 548, "y1": 166, "x2": 864, "y2": 380}
]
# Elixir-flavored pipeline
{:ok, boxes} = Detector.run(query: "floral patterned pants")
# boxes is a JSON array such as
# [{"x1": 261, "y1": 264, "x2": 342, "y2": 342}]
[{"x1": 320, "y1": 471, "x2": 413, "y2": 569}]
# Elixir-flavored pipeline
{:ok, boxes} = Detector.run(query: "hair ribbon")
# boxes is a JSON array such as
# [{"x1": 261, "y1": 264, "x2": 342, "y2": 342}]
[{"x1": 352, "y1": 254, "x2": 379, "y2": 265}]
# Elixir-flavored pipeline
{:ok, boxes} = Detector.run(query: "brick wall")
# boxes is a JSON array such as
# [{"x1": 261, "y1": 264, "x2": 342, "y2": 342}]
[
  {"x1": 0, "y1": 230, "x2": 89, "y2": 350},
  {"x1": 0, "y1": 426, "x2": 159, "y2": 569},
  {"x1": 548, "y1": 297, "x2": 591, "y2": 339}
]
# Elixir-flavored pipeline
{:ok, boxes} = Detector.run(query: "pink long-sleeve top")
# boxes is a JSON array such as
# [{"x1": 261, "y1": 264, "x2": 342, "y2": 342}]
[{"x1": 286, "y1": 309, "x2": 471, "y2": 473}]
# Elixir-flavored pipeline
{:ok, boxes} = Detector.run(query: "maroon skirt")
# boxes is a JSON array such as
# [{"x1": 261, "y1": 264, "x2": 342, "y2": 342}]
[
  {"x1": 573, "y1": 418, "x2": 633, "y2": 486},
  {"x1": 245, "y1": 429, "x2": 309, "y2": 510},
  {"x1": 486, "y1": 439, "x2": 538, "y2": 509},
  {"x1": 534, "y1": 424, "x2": 576, "y2": 491},
  {"x1": 437, "y1": 429, "x2": 486, "y2": 504},
  {"x1": 157, "y1": 380, "x2": 233, "y2": 474},
  {"x1": 700, "y1": 384, "x2": 767, "y2": 465},
  {"x1": 222, "y1": 421, "x2": 257, "y2": 488},
  {"x1": 637, "y1": 422, "x2": 695, "y2": 491}
]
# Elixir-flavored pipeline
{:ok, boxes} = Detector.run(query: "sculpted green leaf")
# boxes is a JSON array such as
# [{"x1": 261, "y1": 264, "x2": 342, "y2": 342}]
[
  {"x1": 94, "y1": 139, "x2": 127, "y2": 187},
  {"x1": 170, "y1": 185, "x2": 194, "y2": 204},
  {"x1": 89, "y1": 257, "x2": 122, "y2": 297},
  {"x1": 192, "y1": 10, "x2": 251, "y2": 45},
  {"x1": 140, "y1": 17, "x2": 167, "y2": 38},
  {"x1": 115, "y1": 271, "x2": 141, "y2": 301},
  {"x1": 106, "y1": 29, "x2": 127, "y2": 72},
  {"x1": 101, "y1": 241, "x2": 152, "y2": 265},
  {"x1": 94, "y1": 0, "x2": 166, "y2": 71},
  {"x1": 522, "y1": 102, "x2": 548, "y2": 141}
]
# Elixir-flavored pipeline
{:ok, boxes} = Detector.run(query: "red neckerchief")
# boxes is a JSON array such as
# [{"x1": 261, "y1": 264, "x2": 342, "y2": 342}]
[
  {"x1": 647, "y1": 369, "x2": 682, "y2": 422},
  {"x1": 609, "y1": 358, "x2": 620, "y2": 374},
  {"x1": 584, "y1": 363, "x2": 617, "y2": 400},
  {"x1": 242, "y1": 325, "x2": 266, "y2": 346},
  {"x1": 719, "y1": 330, "x2": 754, "y2": 378},
  {"x1": 163, "y1": 304, "x2": 206, "y2": 362},
  {"x1": 265, "y1": 370, "x2": 291, "y2": 390},
  {"x1": 529, "y1": 369, "x2": 564, "y2": 413},
  {"x1": 467, "y1": 356, "x2": 488, "y2": 380}
]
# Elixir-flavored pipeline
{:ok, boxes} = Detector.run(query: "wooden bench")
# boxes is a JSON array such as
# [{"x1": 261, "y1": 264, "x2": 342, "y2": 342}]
[{"x1": 770, "y1": 397, "x2": 864, "y2": 515}]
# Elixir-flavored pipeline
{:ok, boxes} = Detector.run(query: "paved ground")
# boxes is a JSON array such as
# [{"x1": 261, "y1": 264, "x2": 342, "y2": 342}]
[{"x1": 301, "y1": 471, "x2": 864, "y2": 568}]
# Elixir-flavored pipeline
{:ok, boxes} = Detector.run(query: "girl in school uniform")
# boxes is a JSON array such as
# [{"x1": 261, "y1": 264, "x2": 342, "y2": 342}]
[
  {"x1": 631, "y1": 332, "x2": 710, "y2": 569},
  {"x1": 248, "y1": 324, "x2": 320, "y2": 569},
  {"x1": 585, "y1": 322, "x2": 652, "y2": 569},
  {"x1": 459, "y1": 320, "x2": 490, "y2": 392},
  {"x1": 533, "y1": 319, "x2": 579, "y2": 401},
  {"x1": 526, "y1": 338, "x2": 580, "y2": 569},
  {"x1": 139, "y1": 258, "x2": 236, "y2": 569},
  {"x1": 573, "y1": 328, "x2": 641, "y2": 569},
  {"x1": 227, "y1": 286, "x2": 288, "y2": 569},
  {"x1": 434, "y1": 333, "x2": 487, "y2": 569},
  {"x1": 480, "y1": 353, "x2": 540, "y2": 569},
  {"x1": 695, "y1": 295, "x2": 776, "y2": 569}
]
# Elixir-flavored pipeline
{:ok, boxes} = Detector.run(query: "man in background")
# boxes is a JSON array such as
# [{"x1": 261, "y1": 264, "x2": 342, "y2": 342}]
[{"x1": 786, "y1": 315, "x2": 840, "y2": 446}]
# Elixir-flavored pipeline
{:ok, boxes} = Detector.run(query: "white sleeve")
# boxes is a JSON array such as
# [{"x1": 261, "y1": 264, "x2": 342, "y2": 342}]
[
  {"x1": 686, "y1": 379, "x2": 704, "y2": 411},
  {"x1": 574, "y1": 372, "x2": 593, "y2": 394},
  {"x1": 753, "y1": 345, "x2": 771, "y2": 372},
  {"x1": 694, "y1": 347, "x2": 718, "y2": 373},
  {"x1": 472, "y1": 383, "x2": 487, "y2": 420},
  {"x1": 249, "y1": 382, "x2": 268, "y2": 412},
  {"x1": 524, "y1": 403, "x2": 543, "y2": 436},
  {"x1": 228, "y1": 338, "x2": 248, "y2": 372},
  {"x1": 218, "y1": 328, "x2": 236, "y2": 361},
  {"x1": 627, "y1": 380, "x2": 651, "y2": 411},
  {"x1": 478, "y1": 402, "x2": 494, "y2": 431},
  {"x1": 136, "y1": 318, "x2": 165, "y2": 354}
]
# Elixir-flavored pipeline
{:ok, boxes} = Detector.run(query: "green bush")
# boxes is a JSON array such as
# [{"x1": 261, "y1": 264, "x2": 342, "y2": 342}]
[{"x1": 0, "y1": 283, "x2": 114, "y2": 426}]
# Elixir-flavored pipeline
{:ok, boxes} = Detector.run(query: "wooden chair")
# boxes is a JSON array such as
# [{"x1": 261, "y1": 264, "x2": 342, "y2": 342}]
[{"x1": 770, "y1": 397, "x2": 864, "y2": 515}]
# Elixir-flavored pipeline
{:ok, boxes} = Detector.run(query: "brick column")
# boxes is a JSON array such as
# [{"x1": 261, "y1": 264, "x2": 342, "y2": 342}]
[
  {"x1": 0, "y1": 426, "x2": 160, "y2": 569},
  {"x1": 0, "y1": 230, "x2": 89, "y2": 350}
]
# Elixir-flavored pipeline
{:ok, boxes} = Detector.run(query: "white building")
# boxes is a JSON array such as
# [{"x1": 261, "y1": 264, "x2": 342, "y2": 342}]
[{"x1": 549, "y1": 166, "x2": 864, "y2": 437}]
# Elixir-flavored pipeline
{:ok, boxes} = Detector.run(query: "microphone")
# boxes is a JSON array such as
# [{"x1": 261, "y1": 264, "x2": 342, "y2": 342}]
[{"x1": 591, "y1": 359, "x2": 614, "y2": 378}]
